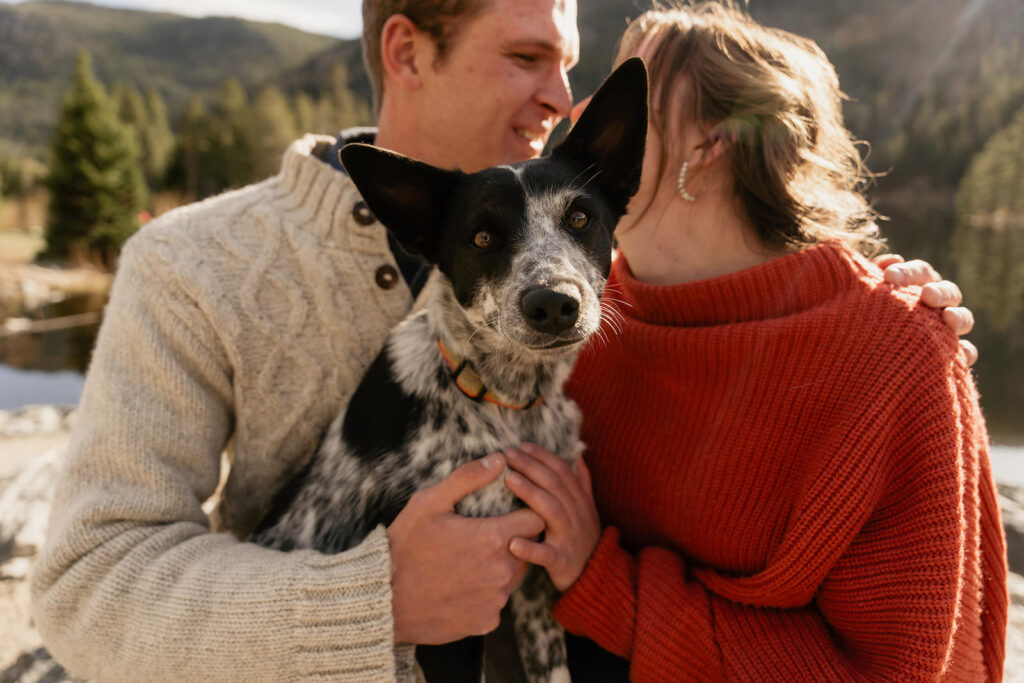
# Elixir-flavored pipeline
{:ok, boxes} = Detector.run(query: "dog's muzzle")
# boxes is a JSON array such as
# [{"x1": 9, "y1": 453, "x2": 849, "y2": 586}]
[{"x1": 520, "y1": 287, "x2": 580, "y2": 335}]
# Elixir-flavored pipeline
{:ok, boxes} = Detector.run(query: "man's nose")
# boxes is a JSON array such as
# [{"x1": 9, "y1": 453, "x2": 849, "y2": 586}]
[{"x1": 538, "y1": 63, "x2": 573, "y2": 120}]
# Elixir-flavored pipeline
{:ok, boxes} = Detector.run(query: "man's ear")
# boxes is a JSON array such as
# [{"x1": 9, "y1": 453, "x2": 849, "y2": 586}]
[
  {"x1": 379, "y1": 14, "x2": 429, "y2": 91},
  {"x1": 552, "y1": 57, "x2": 648, "y2": 215},
  {"x1": 340, "y1": 143, "x2": 461, "y2": 263}
]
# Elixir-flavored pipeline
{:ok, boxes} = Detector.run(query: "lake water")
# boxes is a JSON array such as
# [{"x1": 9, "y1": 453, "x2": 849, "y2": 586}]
[
  {"x1": 0, "y1": 292, "x2": 100, "y2": 410},
  {"x1": 0, "y1": 364, "x2": 84, "y2": 410},
  {"x1": 2, "y1": 295, "x2": 1023, "y2": 484}
]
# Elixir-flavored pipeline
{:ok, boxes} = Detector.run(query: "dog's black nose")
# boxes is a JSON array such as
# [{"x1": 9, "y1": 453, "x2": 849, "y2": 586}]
[{"x1": 521, "y1": 288, "x2": 580, "y2": 335}]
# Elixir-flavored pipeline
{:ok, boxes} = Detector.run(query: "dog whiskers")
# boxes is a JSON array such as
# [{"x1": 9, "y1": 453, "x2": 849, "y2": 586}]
[{"x1": 564, "y1": 163, "x2": 598, "y2": 195}]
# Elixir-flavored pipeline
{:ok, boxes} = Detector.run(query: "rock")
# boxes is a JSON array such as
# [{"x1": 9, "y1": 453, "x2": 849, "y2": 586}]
[
  {"x1": 0, "y1": 449, "x2": 62, "y2": 564},
  {"x1": 0, "y1": 557, "x2": 33, "y2": 581},
  {"x1": 0, "y1": 407, "x2": 75, "y2": 440},
  {"x1": 1002, "y1": 484, "x2": 1024, "y2": 576},
  {"x1": 0, "y1": 647, "x2": 79, "y2": 683}
]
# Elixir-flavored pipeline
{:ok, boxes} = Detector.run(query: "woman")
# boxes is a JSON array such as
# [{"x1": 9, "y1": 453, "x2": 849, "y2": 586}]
[{"x1": 502, "y1": 2, "x2": 1008, "y2": 680}]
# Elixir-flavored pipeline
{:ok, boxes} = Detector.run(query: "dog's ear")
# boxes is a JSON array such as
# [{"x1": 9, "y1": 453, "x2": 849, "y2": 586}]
[
  {"x1": 552, "y1": 57, "x2": 648, "y2": 215},
  {"x1": 340, "y1": 143, "x2": 462, "y2": 263}
]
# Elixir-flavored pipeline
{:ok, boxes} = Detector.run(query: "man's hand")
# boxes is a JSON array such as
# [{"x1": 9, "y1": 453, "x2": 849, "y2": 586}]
[
  {"x1": 876, "y1": 254, "x2": 978, "y2": 366},
  {"x1": 504, "y1": 444, "x2": 601, "y2": 592},
  {"x1": 387, "y1": 453, "x2": 544, "y2": 645}
]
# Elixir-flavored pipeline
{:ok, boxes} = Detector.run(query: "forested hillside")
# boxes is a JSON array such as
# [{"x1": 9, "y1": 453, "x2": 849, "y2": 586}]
[{"x1": 0, "y1": 0, "x2": 339, "y2": 154}]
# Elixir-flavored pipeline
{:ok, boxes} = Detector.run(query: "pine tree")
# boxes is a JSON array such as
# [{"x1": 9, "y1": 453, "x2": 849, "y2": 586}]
[
  {"x1": 181, "y1": 96, "x2": 211, "y2": 199},
  {"x1": 142, "y1": 88, "x2": 174, "y2": 188},
  {"x1": 214, "y1": 78, "x2": 254, "y2": 188},
  {"x1": 328, "y1": 64, "x2": 372, "y2": 129},
  {"x1": 293, "y1": 92, "x2": 316, "y2": 136},
  {"x1": 45, "y1": 51, "x2": 147, "y2": 266},
  {"x1": 248, "y1": 85, "x2": 298, "y2": 182},
  {"x1": 954, "y1": 106, "x2": 1024, "y2": 333},
  {"x1": 952, "y1": 105, "x2": 1024, "y2": 437},
  {"x1": 112, "y1": 82, "x2": 148, "y2": 135},
  {"x1": 111, "y1": 83, "x2": 176, "y2": 191}
]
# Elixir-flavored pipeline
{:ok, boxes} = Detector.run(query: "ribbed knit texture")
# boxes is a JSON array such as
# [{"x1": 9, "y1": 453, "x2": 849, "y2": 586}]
[
  {"x1": 31, "y1": 135, "x2": 421, "y2": 681},
  {"x1": 555, "y1": 243, "x2": 1009, "y2": 681}
]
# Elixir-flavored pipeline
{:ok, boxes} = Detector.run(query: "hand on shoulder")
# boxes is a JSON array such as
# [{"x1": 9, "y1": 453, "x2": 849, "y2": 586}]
[{"x1": 876, "y1": 254, "x2": 977, "y2": 366}]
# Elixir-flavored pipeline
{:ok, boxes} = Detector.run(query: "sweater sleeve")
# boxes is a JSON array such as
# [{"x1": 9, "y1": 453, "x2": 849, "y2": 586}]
[
  {"x1": 30, "y1": 237, "x2": 410, "y2": 682},
  {"x1": 554, "y1": 356, "x2": 1006, "y2": 681}
]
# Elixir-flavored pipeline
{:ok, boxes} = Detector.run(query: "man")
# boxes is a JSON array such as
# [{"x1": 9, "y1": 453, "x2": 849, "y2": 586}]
[
  {"x1": 29, "y1": 0, "x2": 971, "y2": 680},
  {"x1": 31, "y1": 1, "x2": 577, "y2": 681}
]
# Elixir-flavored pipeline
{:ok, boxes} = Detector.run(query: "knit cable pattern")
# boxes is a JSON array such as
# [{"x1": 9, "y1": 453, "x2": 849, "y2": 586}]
[{"x1": 31, "y1": 136, "x2": 419, "y2": 681}]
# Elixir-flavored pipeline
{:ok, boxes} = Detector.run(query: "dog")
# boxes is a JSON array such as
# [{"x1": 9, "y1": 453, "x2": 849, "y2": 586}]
[{"x1": 250, "y1": 58, "x2": 647, "y2": 683}]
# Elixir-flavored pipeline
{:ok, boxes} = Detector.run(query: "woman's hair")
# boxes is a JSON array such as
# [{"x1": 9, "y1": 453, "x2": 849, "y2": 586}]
[
  {"x1": 617, "y1": 1, "x2": 885, "y2": 255},
  {"x1": 362, "y1": 0, "x2": 491, "y2": 113}
]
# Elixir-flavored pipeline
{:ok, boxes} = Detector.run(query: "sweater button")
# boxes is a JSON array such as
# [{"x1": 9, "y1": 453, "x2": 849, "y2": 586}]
[
  {"x1": 352, "y1": 201, "x2": 376, "y2": 225},
  {"x1": 375, "y1": 265, "x2": 399, "y2": 290}
]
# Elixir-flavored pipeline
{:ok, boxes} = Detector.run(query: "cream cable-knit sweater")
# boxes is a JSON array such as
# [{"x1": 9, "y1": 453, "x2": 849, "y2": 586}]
[{"x1": 30, "y1": 135, "x2": 423, "y2": 682}]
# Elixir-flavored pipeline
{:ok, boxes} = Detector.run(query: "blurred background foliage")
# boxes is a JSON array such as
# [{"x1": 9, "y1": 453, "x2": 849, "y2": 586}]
[{"x1": 0, "y1": 0, "x2": 1021, "y2": 438}]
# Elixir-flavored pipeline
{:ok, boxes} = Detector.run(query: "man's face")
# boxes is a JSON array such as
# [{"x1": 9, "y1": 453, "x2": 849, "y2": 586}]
[{"x1": 416, "y1": 0, "x2": 579, "y2": 173}]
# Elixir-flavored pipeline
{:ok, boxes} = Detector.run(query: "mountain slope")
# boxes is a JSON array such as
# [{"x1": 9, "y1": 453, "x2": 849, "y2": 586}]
[{"x1": 0, "y1": 0, "x2": 341, "y2": 153}]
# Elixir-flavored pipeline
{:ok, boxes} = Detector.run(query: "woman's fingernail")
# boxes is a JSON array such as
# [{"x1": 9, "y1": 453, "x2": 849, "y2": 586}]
[{"x1": 481, "y1": 453, "x2": 500, "y2": 469}]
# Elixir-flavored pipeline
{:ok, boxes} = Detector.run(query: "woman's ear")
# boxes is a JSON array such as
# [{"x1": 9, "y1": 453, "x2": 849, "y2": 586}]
[
  {"x1": 380, "y1": 14, "x2": 429, "y2": 92},
  {"x1": 694, "y1": 132, "x2": 731, "y2": 169}
]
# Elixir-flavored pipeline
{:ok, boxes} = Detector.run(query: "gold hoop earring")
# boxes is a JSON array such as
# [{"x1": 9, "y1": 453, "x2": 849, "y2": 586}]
[{"x1": 677, "y1": 160, "x2": 697, "y2": 202}]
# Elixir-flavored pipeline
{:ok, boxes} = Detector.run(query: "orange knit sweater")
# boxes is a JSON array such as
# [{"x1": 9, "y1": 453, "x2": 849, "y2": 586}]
[{"x1": 555, "y1": 243, "x2": 1008, "y2": 681}]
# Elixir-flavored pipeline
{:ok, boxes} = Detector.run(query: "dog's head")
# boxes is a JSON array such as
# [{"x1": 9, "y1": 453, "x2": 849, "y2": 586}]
[{"x1": 341, "y1": 58, "x2": 647, "y2": 355}]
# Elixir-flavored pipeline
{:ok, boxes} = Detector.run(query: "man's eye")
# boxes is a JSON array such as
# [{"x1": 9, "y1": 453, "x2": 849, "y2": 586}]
[
  {"x1": 473, "y1": 231, "x2": 494, "y2": 249},
  {"x1": 568, "y1": 210, "x2": 589, "y2": 229},
  {"x1": 512, "y1": 53, "x2": 538, "y2": 64}
]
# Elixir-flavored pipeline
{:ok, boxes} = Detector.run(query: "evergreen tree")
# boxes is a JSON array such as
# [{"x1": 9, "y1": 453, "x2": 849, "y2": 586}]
[
  {"x1": 293, "y1": 92, "x2": 316, "y2": 136},
  {"x1": 215, "y1": 78, "x2": 254, "y2": 188},
  {"x1": 44, "y1": 51, "x2": 147, "y2": 265},
  {"x1": 112, "y1": 82, "x2": 148, "y2": 134},
  {"x1": 111, "y1": 83, "x2": 175, "y2": 191},
  {"x1": 0, "y1": 149, "x2": 13, "y2": 203},
  {"x1": 142, "y1": 88, "x2": 174, "y2": 188},
  {"x1": 248, "y1": 85, "x2": 298, "y2": 182},
  {"x1": 953, "y1": 105, "x2": 1024, "y2": 437},
  {"x1": 328, "y1": 64, "x2": 372, "y2": 130},
  {"x1": 166, "y1": 95, "x2": 213, "y2": 200},
  {"x1": 954, "y1": 106, "x2": 1024, "y2": 332},
  {"x1": 0, "y1": 153, "x2": 7, "y2": 215}
]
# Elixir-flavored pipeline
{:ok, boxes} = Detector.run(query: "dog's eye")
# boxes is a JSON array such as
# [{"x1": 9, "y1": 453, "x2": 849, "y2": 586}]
[
  {"x1": 473, "y1": 231, "x2": 493, "y2": 249},
  {"x1": 568, "y1": 210, "x2": 589, "y2": 229}
]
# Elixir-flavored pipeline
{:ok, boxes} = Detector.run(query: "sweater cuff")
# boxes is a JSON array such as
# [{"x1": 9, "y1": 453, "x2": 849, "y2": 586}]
[
  {"x1": 552, "y1": 526, "x2": 637, "y2": 658},
  {"x1": 286, "y1": 525, "x2": 401, "y2": 678}
]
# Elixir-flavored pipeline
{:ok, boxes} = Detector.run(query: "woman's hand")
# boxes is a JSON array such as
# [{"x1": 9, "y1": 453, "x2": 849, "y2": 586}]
[
  {"x1": 876, "y1": 254, "x2": 978, "y2": 366},
  {"x1": 503, "y1": 443, "x2": 601, "y2": 592}
]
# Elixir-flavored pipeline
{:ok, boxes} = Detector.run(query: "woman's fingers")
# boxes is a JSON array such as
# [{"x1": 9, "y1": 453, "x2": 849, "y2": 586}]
[
  {"x1": 505, "y1": 469, "x2": 569, "y2": 532},
  {"x1": 942, "y1": 306, "x2": 975, "y2": 336},
  {"x1": 508, "y1": 537, "x2": 558, "y2": 568},
  {"x1": 921, "y1": 280, "x2": 963, "y2": 308},
  {"x1": 883, "y1": 258, "x2": 939, "y2": 286},
  {"x1": 960, "y1": 340, "x2": 978, "y2": 367}
]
